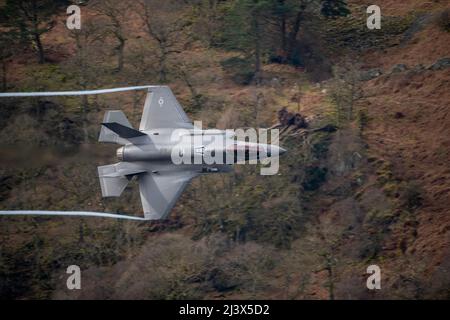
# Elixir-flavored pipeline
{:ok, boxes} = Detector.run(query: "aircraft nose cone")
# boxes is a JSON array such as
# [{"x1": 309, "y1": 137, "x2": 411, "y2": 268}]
[{"x1": 279, "y1": 147, "x2": 287, "y2": 155}]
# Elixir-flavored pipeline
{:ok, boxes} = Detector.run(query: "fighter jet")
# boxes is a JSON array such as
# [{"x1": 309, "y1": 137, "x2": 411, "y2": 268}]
[{"x1": 0, "y1": 86, "x2": 286, "y2": 220}]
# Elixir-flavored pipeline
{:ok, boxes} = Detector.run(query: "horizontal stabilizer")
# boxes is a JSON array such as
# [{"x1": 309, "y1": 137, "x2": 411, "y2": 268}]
[
  {"x1": 98, "y1": 162, "x2": 146, "y2": 197},
  {"x1": 102, "y1": 122, "x2": 147, "y2": 139},
  {"x1": 98, "y1": 170, "x2": 129, "y2": 197},
  {"x1": 99, "y1": 110, "x2": 145, "y2": 144}
]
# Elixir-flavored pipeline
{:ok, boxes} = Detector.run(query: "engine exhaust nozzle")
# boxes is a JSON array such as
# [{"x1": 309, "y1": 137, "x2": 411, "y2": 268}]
[{"x1": 117, "y1": 146, "x2": 124, "y2": 161}]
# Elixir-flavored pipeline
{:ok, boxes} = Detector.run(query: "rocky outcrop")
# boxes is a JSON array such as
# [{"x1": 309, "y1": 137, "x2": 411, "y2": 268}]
[
  {"x1": 360, "y1": 69, "x2": 383, "y2": 81},
  {"x1": 277, "y1": 107, "x2": 307, "y2": 129},
  {"x1": 391, "y1": 64, "x2": 408, "y2": 73},
  {"x1": 428, "y1": 58, "x2": 450, "y2": 70}
]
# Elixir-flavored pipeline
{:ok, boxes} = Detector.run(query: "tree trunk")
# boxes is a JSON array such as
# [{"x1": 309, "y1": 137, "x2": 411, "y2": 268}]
[
  {"x1": 81, "y1": 95, "x2": 89, "y2": 143},
  {"x1": 159, "y1": 63, "x2": 167, "y2": 82},
  {"x1": 116, "y1": 38, "x2": 125, "y2": 72},
  {"x1": 132, "y1": 91, "x2": 140, "y2": 120},
  {"x1": 278, "y1": 0, "x2": 287, "y2": 57},
  {"x1": 281, "y1": 16, "x2": 286, "y2": 54},
  {"x1": 325, "y1": 254, "x2": 335, "y2": 300},
  {"x1": 287, "y1": 10, "x2": 303, "y2": 60},
  {"x1": 78, "y1": 222, "x2": 84, "y2": 243},
  {"x1": 30, "y1": 0, "x2": 45, "y2": 64},
  {"x1": 74, "y1": 33, "x2": 89, "y2": 143},
  {"x1": 207, "y1": 0, "x2": 218, "y2": 47},
  {"x1": 253, "y1": 15, "x2": 262, "y2": 84},
  {"x1": 182, "y1": 72, "x2": 201, "y2": 108},
  {"x1": 34, "y1": 32, "x2": 45, "y2": 64},
  {"x1": 1, "y1": 58, "x2": 7, "y2": 91},
  {"x1": 159, "y1": 51, "x2": 167, "y2": 83}
]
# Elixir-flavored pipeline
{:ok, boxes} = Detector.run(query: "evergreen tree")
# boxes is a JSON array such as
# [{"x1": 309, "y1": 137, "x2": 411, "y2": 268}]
[
  {"x1": 321, "y1": 0, "x2": 350, "y2": 18},
  {"x1": 220, "y1": 0, "x2": 351, "y2": 70},
  {"x1": 222, "y1": 0, "x2": 272, "y2": 82}
]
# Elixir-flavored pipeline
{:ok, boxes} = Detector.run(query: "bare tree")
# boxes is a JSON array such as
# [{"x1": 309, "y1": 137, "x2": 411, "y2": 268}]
[
  {"x1": 329, "y1": 61, "x2": 363, "y2": 124},
  {"x1": 137, "y1": 0, "x2": 192, "y2": 82},
  {"x1": 67, "y1": 21, "x2": 105, "y2": 142},
  {"x1": 0, "y1": 0, "x2": 57, "y2": 64},
  {"x1": 0, "y1": 34, "x2": 14, "y2": 91},
  {"x1": 191, "y1": 0, "x2": 222, "y2": 47},
  {"x1": 123, "y1": 42, "x2": 158, "y2": 120},
  {"x1": 92, "y1": 0, "x2": 129, "y2": 72},
  {"x1": 174, "y1": 64, "x2": 204, "y2": 110}
]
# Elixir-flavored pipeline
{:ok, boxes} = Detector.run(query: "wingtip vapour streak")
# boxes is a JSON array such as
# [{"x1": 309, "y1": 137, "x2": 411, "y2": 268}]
[
  {"x1": 0, "y1": 85, "x2": 159, "y2": 97},
  {"x1": 0, "y1": 85, "x2": 161, "y2": 221},
  {"x1": 0, "y1": 85, "x2": 287, "y2": 221},
  {"x1": 0, "y1": 85, "x2": 163, "y2": 221},
  {"x1": 0, "y1": 210, "x2": 151, "y2": 221}
]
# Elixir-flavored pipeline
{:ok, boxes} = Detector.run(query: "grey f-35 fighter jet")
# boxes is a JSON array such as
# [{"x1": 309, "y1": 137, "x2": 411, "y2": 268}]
[
  {"x1": 98, "y1": 86, "x2": 286, "y2": 220},
  {"x1": 0, "y1": 86, "x2": 286, "y2": 220}
]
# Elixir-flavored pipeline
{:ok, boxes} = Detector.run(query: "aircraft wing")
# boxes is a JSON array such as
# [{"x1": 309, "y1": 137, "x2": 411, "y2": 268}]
[
  {"x1": 138, "y1": 170, "x2": 198, "y2": 220},
  {"x1": 140, "y1": 86, "x2": 193, "y2": 130}
]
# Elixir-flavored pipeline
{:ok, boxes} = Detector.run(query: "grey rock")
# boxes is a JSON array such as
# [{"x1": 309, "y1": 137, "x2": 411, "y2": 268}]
[
  {"x1": 400, "y1": 13, "x2": 433, "y2": 46},
  {"x1": 360, "y1": 68, "x2": 383, "y2": 81},
  {"x1": 270, "y1": 77, "x2": 281, "y2": 87},
  {"x1": 391, "y1": 64, "x2": 408, "y2": 73},
  {"x1": 428, "y1": 58, "x2": 450, "y2": 70},
  {"x1": 413, "y1": 64, "x2": 426, "y2": 72}
]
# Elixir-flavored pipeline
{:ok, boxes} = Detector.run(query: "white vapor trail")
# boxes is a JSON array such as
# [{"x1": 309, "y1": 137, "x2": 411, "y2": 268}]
[
  {"x1": 0, "y1": 210, "x2": 150, "y2": 221},
  {"x1": 0, "y1": 85, "x2": 161, "y2": 221},
  {"x1": 0, "y1": 85, "x2": 159, "y2": 97}
]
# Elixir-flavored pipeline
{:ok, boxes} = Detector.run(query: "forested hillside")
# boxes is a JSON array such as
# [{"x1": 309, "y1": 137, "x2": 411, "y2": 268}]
[{"x1": 0, "y1": 0, "x2": 449, "y2": 299}]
